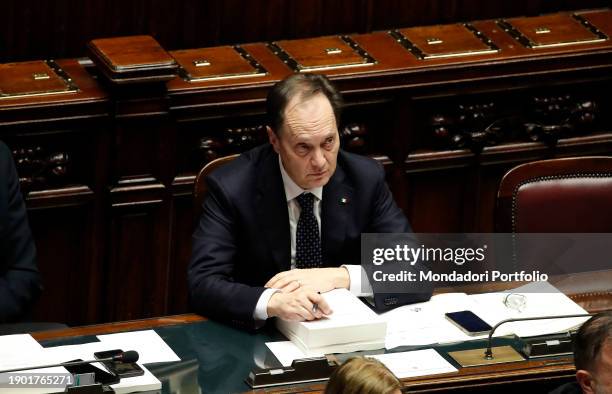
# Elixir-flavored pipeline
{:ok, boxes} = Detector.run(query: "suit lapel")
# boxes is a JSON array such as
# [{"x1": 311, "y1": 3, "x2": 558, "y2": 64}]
[
  {"x1": 321, "y1": 164, "x2": 352, "y2": 266},
  {"x1": 255, "y1": 151, "x2": 291, "y2": 272}
]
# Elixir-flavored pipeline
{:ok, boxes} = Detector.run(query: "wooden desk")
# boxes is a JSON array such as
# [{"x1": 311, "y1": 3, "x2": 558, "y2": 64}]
[
  {"x1": 31, "y1": 313, "x2": 206, "y2": 341},
  {"x1": 30, "y1": 313, "x2": 578, "y2": 393}
]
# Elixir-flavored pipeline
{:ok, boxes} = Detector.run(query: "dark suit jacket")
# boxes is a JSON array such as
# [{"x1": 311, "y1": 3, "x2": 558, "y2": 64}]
[
  {"x1": 548, "y1": 382, "x2": 582, "y2": 394},
  {"x1": 0, "y1": 141, "x2": 41, "y2": 322},
  {"x1": 188, "y1": 144, "x2": 412, "y2": 325}
]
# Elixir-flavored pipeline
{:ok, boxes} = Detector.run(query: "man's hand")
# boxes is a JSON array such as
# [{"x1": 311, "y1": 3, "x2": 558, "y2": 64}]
[
  {"x1": 265, "y1": 267, "x2": 350, "y2": 293},
  {"x1": 267, "y1": 287, "x2": 332, "y2": 321}
]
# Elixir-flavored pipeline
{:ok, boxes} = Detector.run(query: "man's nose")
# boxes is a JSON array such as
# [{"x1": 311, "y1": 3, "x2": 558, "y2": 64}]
[{"x1": 311, "y1": 148, "x2": 326, "y2": 169}]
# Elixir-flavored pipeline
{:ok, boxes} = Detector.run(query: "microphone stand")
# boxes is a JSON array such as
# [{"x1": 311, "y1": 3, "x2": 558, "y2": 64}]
[
  {"x1": 448, "y1": 313, "x2": 594, "y2": 367},
  {"x1": 484, "y1": 313, "x2": 593, "y2": 360},
  {"x1": 0, "y1": 357, "x2": 118, "y2": 374}
]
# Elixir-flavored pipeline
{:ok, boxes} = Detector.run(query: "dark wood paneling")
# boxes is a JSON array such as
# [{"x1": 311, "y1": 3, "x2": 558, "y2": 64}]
[
  {"x1": 29, "y1": 201, "x2": 97, "y2": 325},
  {"x1": 3, "y1": 0, "x2": 610, "y2": 62},
  {"x1": 369, "y1": 0, "x2": 610, "y2": 29},
  {"x1": 2, "y1": 8, "x2": 612, "y2": 327},
  {"x1": 167, "y1": 192, "x2": 194, "y2": 315},
  {"x1": 405, "y1": 169, "x2": 472, "y2": 232},
  {"x1": 107, "y1": 196, "x2": 170, "y2": 321},
  {"x1": 0, "y1": 87, "x2": 109, "y2": 324}
]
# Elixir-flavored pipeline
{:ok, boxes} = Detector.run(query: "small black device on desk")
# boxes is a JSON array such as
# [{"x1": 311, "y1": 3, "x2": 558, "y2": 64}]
[
  {"x1": 246, "y1": 357, "x2": 339, "y2": 389},
  {"x1": 94, "y1": 349, "x2": 144, "y2": 378},
  {"x1": 445, "y1": 310, "x2": 493, "y2": 336},
  {"x1": 521, "y1": 331, "x2": 576, "y2": 358}
]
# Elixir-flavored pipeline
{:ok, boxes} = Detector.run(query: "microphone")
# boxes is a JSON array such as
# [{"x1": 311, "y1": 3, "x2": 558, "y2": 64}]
[
  {"x1": 112, "y1": 350, "x2": 139, "y2": 364},
  {"x1": 0, "y1": 350, "x2": 140, "y2": 374},
  {"x1": 448, "y1": 313, "x2": 594, "y2": 367},
  {"x1": 483, "y1": 313, "x2": 593, "y2": 360}
]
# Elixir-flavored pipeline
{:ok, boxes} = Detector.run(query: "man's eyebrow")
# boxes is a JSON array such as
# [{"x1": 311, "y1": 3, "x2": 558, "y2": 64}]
[{"x1": 293, "y1": 137, "x2": 312, "y2": 145}]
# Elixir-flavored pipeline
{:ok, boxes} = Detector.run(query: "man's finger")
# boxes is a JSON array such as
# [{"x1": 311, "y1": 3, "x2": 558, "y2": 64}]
[
  {"x1": 310, "y1": 292, "x2": 332, "y2": 315},
  {"x1": 293, "y1": 303, "x2": 314, "y2": 321},
  {"x1": 279, "y1": 280, "x2": 300, "y2": 293},
  {"x1": 299, "y1": 303, "x2": 317, "y2": 321},
  {"x1": 284, "y1": 313, "x2": 301, "y2": 321}
]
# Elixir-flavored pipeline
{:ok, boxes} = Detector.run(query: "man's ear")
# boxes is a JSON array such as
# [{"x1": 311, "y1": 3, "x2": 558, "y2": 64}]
[
  {"x1": 576, "y1": 370, "x2": 595, "y2": 394},
  {"x1": 267, "y1": 126, "x2": 280, "y2": 154}
]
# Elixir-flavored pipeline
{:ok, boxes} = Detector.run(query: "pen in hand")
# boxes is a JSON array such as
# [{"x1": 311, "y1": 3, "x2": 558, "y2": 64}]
[{"x1": 312, "y1": 291, "x2": 321, "y2": 314}]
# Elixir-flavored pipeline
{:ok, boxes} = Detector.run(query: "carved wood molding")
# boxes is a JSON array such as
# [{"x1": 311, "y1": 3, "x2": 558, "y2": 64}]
[
  {"x1": 13, "y1": 145, "x2": 70, "y2": 193},
  {"x1": 430, "y1": 94, "x2": 601, "y2": 153}
]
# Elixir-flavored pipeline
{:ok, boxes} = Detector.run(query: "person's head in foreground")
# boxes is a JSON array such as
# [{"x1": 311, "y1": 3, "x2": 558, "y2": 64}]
[
  {"x1": 325, "y1": 357, "x2": 402, "y2": 394},
  {"x1": 574, "y1": 312, "x2": 612, "y2": 394}
]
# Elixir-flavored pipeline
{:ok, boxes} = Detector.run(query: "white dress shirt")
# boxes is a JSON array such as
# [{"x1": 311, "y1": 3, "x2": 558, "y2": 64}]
[{"x1": 253, "y1": 156, "x2": 372, "y2": 320}]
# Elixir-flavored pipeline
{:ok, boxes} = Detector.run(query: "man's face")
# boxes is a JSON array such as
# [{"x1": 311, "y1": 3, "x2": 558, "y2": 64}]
[
  {"x1": 577, "y1": 340, "x2": 612, "y2": 394},
  {"x1": 267, "y1": 93, "x2": 340, "y2": 190}
]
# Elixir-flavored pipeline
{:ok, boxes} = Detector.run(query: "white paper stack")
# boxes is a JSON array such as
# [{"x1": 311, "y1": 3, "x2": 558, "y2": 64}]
[{"x1": 276, "y1": 289, "x2": 387, "y2": 355}]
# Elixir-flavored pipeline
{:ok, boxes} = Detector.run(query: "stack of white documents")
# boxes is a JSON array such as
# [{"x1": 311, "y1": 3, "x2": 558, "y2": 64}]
[{"x1": 276, "y1": 288, "x2": 387, "y2": 355}]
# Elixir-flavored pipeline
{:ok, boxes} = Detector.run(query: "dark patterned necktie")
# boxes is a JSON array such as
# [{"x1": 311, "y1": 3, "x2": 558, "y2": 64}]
[{"x1": 295, "y1": 192, "x2": 322, "y2": 268}]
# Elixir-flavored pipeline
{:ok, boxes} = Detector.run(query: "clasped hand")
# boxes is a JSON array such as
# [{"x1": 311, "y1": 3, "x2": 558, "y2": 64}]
[{"x1": 265, "y1": 267, "x2": 350, "y2": 321}]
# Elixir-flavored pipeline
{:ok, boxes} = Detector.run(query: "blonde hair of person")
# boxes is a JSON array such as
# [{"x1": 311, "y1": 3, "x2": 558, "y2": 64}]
[{"x1": 325, "y1": 357, "x2": 402, "y2": 394}]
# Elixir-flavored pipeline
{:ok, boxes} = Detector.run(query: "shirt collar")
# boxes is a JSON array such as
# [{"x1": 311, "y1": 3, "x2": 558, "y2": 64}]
[{"x1": 278, "y1": 155, "x2": 323, "y2": 202}]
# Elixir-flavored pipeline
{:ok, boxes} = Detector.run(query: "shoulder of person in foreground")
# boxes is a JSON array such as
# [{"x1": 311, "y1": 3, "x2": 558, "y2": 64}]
[{"x1": 0, "y1": 141, "x2": 42, "y2": 323}]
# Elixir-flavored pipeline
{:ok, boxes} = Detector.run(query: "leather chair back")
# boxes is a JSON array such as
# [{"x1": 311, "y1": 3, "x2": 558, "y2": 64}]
[
  {"x1": 496, "y1": 156, "x2": 612, "y2": 312},
  {"x1": 497, "y1": 156, "x2": 612, "y2": 233},
  {"x1": 193, "y1": 154, "x2": 239, "y2": 220}
]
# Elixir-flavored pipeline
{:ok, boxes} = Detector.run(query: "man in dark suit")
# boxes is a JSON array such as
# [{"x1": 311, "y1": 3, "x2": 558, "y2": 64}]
[
  {"x1": 0, "y1": 141, "x2": 42, "y2": 324},
  {"x1": 189, "y1": 74, "x2": 422, "y2": 327}
]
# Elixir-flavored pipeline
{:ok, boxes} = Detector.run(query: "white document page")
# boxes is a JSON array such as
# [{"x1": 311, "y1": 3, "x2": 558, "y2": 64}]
[
  {"x1": 381, "y1": 293, "x2": 479, "y2": 348},
  {"x1": 368, "y1": 349, "x2": 457, "y2": 378},
  {"x1": 97, "y1": 330, "x2": 180, "y2": 364},
  {"x1": 381, "y1": 282, "x2": 590, "y2": 349},
  {"x1": 265, "y1": 341, "x2": 323, "y2": 367},
  {"x1": 470, "y1": 281, "x2": 590, "y2": 337},
  {"x1": 302, "y1": 289, "x2": 382, "y2": 329},
  {"x1": 0, "y1": 334, "x2": 44, "y2": 354},
  {"x1": 0, "y1": 333, "x2": 64, "y2": 371},
  {"x1": 0, "y1": 335, "x2": 69, "y2": 394},
  {"x1": 40, "y1": 341, "x2": 110, "y2": 370},
  {"x1": 109, "y1": 364, "x2": 161, "y2": 394}
]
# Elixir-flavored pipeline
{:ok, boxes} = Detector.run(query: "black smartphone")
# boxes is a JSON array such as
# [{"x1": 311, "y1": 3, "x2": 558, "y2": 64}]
[
  {"x1": 93, "y1": 349, "x2": 145, "y2": 378},
  {"x1": 445, "y1": 310, "x2": 493, "y2": 336},
  {"x1": 64, "y1": 359, "x2": 120, "y2": 385}
]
